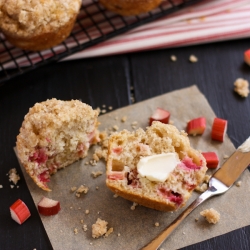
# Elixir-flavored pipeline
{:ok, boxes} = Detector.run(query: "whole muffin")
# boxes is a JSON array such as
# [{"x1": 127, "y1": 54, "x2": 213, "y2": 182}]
[
  {"x1": 99, "y1": 0, "x2": 162, "y2": 16},
  {"x1": 106, "y1": 122, "x2": 207, "y2": 212},
  {"x1": 0, "y1": 0, "x2": 81, "y2": 51},
  {"x1": 16, "y1": 99, "x2": 100, "y2": 191}
]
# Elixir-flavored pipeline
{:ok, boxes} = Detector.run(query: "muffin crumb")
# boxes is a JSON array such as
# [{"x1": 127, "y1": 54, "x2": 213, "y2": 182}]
[{"x1": 200, "y1": 208, "x2": 220, "y2": 224}]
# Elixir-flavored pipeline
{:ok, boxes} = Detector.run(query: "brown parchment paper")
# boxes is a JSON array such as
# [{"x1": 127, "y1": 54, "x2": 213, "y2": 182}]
[{"x1": 17, "y1": 85, "x2": 250, "y2": 250}]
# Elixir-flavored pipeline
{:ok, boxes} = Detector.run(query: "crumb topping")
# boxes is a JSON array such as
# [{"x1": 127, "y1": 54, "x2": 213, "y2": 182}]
[
  {"x1": 0, "y1": 0, "x2": 81, "y2": 36},
  {"x1": 92, "y1": 218, "x2": 108, "y2": 238},
  {"x1": 200, "y1": 208, "x2": 220, "y2": 224},
  {"x1": 234, "y1": 78, "x2": 249, "y2": 97}
]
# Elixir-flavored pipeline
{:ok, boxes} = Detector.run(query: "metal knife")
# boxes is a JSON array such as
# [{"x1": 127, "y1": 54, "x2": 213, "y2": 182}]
[{"x1": 141, "y1": 137, "x2": 250, "y2": 250}]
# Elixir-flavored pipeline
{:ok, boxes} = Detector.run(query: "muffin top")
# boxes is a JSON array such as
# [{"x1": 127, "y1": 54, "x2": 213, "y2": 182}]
[{"x1": 0, "y1": 0, "x2": 81, "y2": 37}]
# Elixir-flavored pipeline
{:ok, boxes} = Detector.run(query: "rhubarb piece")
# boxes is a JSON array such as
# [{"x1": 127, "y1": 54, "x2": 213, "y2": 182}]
[
  {"x1": 244, "y1": 49, "x2": 250, "y2": 66},
  {"x1": 10, "y1": 199, "x2": 31, "y2": 225},
  {"x1": 211, "y1": 117, "x2": 227, "y2": 142},
  {"x1": 201, "y1": 152, "x2": 219, "y2": 169},
  {"x1": 106, "y1": 122, "x2": 207, "y2": 212},
  {"x1": 186, "y1": 117, "x2": 206, "y2": 135},
  {"x1": 149, "y1": 107, "x2": 170, "y2": 126},
  {"x1": 37, "y1": 197, "x2": 60, "y2": 216},
  {"x1": 16, "y1": 99, "x2": 100, "y2": 191}
]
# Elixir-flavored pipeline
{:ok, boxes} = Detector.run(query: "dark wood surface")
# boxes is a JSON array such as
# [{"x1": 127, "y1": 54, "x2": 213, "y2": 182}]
[{"x1": 0, "y1": 37, "x2": 250, "y2": 250}]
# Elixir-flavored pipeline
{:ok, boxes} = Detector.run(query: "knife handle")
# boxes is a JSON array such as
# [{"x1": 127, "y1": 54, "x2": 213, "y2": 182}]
[{"x1": 140, "y1": 189, "x2": 214, "y2": 250}]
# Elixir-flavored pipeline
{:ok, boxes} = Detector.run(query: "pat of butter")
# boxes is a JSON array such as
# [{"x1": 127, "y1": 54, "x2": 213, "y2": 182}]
[{"x1": 137, "y1": 153, "x2": 180, "y2": 182}]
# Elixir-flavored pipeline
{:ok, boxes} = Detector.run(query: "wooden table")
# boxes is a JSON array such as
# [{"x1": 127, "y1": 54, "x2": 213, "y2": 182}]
[{"x1": 0, "y1": 37, "x2": 250, "y2": 250}]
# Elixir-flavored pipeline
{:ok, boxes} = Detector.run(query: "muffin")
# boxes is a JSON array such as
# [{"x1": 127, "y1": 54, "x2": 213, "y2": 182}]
[
  {"x1": 106, "y1": 122, "x2": 207, "y2": 212},
  {"x1": 16, "y1": 99, "x2": 100, "y2": 191},
  {"x1": 99, "y1": 0, "x2": 162, "y2": 16},
  {"x1": 0, "y1": 0, "x2": 82, "y2": 51}
]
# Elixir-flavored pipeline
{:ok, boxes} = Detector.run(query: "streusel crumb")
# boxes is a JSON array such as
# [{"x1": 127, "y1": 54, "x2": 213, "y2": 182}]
[
  {"x1": 200, "y1": 208, "x2": 220, "y2": 224},
  {"x1": 234, "y1": 78, "x2": 249, "y2": 97},
  {"x1": 92, "y1": 218, "x2": 108, "y2": 238}
]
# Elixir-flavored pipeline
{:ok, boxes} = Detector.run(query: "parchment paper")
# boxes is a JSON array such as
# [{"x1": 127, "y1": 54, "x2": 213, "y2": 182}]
[{"x1": 17, "y1": 85, "x2": 250, "y2": 250}]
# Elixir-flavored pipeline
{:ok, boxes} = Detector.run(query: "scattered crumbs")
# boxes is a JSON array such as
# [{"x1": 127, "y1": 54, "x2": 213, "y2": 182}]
[
  {"x1": 90, "y1": 242, "x2": 93, "y2": 245},
  {"x1": 130, "y1": 86, "x2": 134, "y2": 91},
  {"x1": 195, "y1": 183, "x2": 208, "y2": 193},
  {"x1": 101, "y1": 109, "x2": 107, "y2": 114},
  {"x1": 121, "y1": 116, "x2": 127, "y2": 122},
  {"x1": 85, "y1": 209, "x2": 90, "y2": 214},
  {"x1": 90, "y1": 159, "x2": 97, "y2": 166},
  {"x1": 108, "y1": 106, "x2": 113, "y2": 110},
  {"x1": 80, "y1": 219, "x2": 84, "y2": 224},
  {"x1": 105, "y1": 227, "x2": 114, "y2": 237},
  {"x1": 97, "y1": 211, "x2": 100, "y2": 214},
  {"x1": 195, "y1": 218, "x2": 199, "y2": 222},
  {"x1": 113, "y1": 193, "x2": 118, "y2": 198},
  {"x1": 17, "y1": 186, "x2": 19, "y2": 188},
  {"x1": 235, "y1": 181, "x2": 242, "y2": 187},
  {"x1": 92, "y1": 153, "x2": 99, "y2": 161},
  {"x1": 60, "y1": 230, "x2": 63, "y2": 233},
  {"x1": 130, "y1": 96, "x2": 135, "y2": 103},
  {"x1": 0, "y1": 185, "x2": 3, "y2": 188},
  {"x1": 102, "y1": 104, "x2": 106, "y2": 108},
  {"x1": 96, "y1": 186, "x2": 99, "y2": 190},
  {"x1": 74, "y1": 228, "x2": 78, "y2": 235},
  {"x1": 155, "y1": 222, "x2": 160, "y2": 227},
  {"x1": 130, "y1": 202, "x2": 138, "y2": 210},
  {"x1": 170, "y1": 55, "x2": 177, "y2": 62},
  {"x1": 131, "y1": 121, "x2": 138, "y2": 126},
  {"x1": 71, "y1": 186, "x2": 77, "y2": 192},
  {"x1": 8, "y1": 168, "x2": 20, "y2": 185},
  {"x1": 234, "y1": 78, "x2": 249, "y2": 98},
  {"x1": 96, "y1": 107, "x2": 101, "y2": 113},
  {"x1": 203, "y1": 174, "x2": 211, "y2": 183},
  {"x1": 182, "y1": 232, "x2": 186, "y2": 235},
  {"x1": 189, "y1": 54, "x2": 198, "y2": 63},
  {"x1": 78, "y1": 207, "x2": 81, "y2": 210},
  {"x1": 91, "y1": 171, "x2": 103, "y2": 178},
  {"x1": 75, "y1": 185, "x2": 89, "y2": 197},
  {"x1": 92, "y1": 218, "x2": 108, "y2": 238},
  {"x1": 160, "y1": 248, "x2": 164, "y2": 250},
  {"x1": 85, "y1": 161, "x2": 89, "y2": 165},
  {"x1": 113, "y1": 125, "x2": 119, "y2": 131},
  {"x1": 10, "y1": 185, "x2": 14, "y2": 189},
  {"x1": 169, "y1": 120, "x2": 174, "y2": 125},
  {"x1": 200, "y1": 208, "x2": 220, "y2": 224},
  {"x1": 223, "y1": 154, "x2": 229, "y2": 159},
  {"x1": 83, "y1": 224, "x2": 88, "y2": 231},
  {"x1": 117, "y1": 233, "x2": 121, "y2": 237},
  {"x1": 70, "y1": 206, "x2": 73, "y2": 209}
]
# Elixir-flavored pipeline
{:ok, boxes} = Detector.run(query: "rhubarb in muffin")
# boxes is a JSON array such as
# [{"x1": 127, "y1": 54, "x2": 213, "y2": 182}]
[
  {"x1": 16, "y1": 98, "x2": 99, "y2": 191},
  {"x1": 106, "y1": 122, "x2": 207, "y2": 212}
]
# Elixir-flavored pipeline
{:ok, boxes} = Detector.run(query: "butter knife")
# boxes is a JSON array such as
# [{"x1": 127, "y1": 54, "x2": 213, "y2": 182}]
[{"x1": 141, "y1": 137, "x2": 250, "y2": 250}]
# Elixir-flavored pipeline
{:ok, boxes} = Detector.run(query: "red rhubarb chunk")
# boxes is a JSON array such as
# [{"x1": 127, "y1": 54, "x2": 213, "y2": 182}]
[
  {"x1": 38, "y1": 171, "x2": 50, "y2": 183},
  {"x1": 211, "y1": 117, "x2": 227, "y2": 142},
  {"x1": 113, "y1": 147, "x2": 123, "y2": 155},
  {"x1": 108, "y1": 172, "x2": 125, "y2": 180},
  {"x1": 202, "y1": 152, "x2": 219, "y2": 169},
  {"x1": 29, "y1": 148, "x2": 48, "y2": 164},
  {"x1": 38, "y1": 197, "x2": 60, "y2": 216},
  {"x1": 244, "y1": 49, "x2": 250, "y2": 66},
  {"x1": 180, "y1": 156, "x2": 201, "y2": 170},
  {"x1": 149, "y1": 107, "x2": 170, "y2": 126},
  {"x1": 10, "y1": 199, "x2": 31, "y2": 225},
  {"x1": 187, "y1": 117, "x2": 206, "y2": 135},
  {"x1": 168, "y1": 192, "x2": 183, "y2": 206}
]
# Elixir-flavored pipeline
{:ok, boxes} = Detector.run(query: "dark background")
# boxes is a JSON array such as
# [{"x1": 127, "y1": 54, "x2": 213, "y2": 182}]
[{"x1": 0, "y1": 37, "x2": 250, "y2": 249}]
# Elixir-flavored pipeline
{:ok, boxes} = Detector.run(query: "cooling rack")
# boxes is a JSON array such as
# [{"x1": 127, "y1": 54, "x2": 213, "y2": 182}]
[{"x1": 0, "y1": 0, "x2": 203, "y2": 86}]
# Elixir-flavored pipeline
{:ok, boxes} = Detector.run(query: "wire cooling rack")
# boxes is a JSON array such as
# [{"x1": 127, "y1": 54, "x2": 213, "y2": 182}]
[{"x1": 0, "y1": 0, "x2": 203, "y2": 86}]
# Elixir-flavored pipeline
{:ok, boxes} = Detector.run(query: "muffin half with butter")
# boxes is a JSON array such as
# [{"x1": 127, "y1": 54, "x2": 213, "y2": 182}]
[
  {"x1": 106, "y1": 121, "x2": 207, "y2": 212},
  {"x1": 0, "y1": 0, "x2": 81, "y2": 51}
]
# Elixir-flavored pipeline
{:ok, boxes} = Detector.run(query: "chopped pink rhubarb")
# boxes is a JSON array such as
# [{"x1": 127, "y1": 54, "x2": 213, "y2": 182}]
[
  {"x1": 158, "y1": 187, "x2": 183, "y2": 206},
  {"x1": 179, "y1": 156, "x2": 201, "y2": 170},
  {"x1": 108, "y1": 172, "x2": 125, "y2": 180},
  {"x1": 38, "y1": 171, "x2": 50, "y2": 183},
  {"x1": 29, "y1": 148, "x2": 48, "y2": 164},
  {"x1": 112, "y1": 147, "x2": 123, "y2": 155}
]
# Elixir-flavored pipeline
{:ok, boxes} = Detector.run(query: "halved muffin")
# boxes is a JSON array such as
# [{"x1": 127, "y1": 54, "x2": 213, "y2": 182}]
[
  {"x1": 16, "y1": 98, "x2": 99, "y2": 191},
  {"x1": 106, "y1": 122, "x2": 207, "y2": 211}
]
